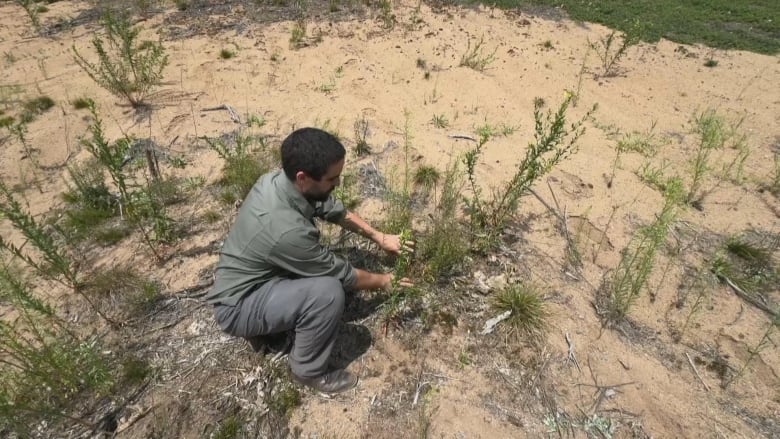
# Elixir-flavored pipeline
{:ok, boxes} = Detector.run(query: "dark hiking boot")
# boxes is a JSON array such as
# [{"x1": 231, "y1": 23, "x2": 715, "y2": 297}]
[
  {"x1": 292, "y1": 369, "x2": 358, "y2": 394},
  {"x1": 245, "y1": 332, "x2": 293, "y2": 355}
]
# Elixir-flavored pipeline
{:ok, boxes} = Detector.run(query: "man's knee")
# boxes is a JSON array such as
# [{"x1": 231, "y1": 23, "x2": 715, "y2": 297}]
[{"x1": 309, "y1": 276, "x2": 345, "y2": 312}]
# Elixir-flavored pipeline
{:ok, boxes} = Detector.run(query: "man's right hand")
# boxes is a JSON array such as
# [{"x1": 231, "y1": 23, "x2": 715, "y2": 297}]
[{"x1": 382, "y1": 274, "x2": 414, "y2": 291}]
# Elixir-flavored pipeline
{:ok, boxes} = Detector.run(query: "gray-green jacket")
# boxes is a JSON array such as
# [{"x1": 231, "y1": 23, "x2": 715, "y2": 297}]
[{"x1": 206, "y1": 170, "x2": 357, "y2": 306}]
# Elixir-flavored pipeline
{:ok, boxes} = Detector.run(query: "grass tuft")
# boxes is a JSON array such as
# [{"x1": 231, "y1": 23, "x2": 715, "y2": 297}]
[
  {"x1": 219, "y1": 48, "x2": 236, "y2": 59},
  {"x1": 492, "y1": 283, "x2": 549, "y2": 341}
]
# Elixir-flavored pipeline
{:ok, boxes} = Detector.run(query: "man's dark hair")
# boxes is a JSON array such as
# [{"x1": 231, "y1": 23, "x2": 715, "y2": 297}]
[{"x1": 281, "y1": 128, "x2": 346, "y2": 181}]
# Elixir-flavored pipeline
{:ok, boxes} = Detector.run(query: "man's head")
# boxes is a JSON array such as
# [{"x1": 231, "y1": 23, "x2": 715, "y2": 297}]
[{"x1": 281, "y1": 128, "x2": 345, "y2": 202}]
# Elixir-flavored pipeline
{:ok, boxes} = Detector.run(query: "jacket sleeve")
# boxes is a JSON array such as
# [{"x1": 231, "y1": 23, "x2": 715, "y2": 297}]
[{"x1": 267, "y1": 226, "x2": 357, "y2": 289}]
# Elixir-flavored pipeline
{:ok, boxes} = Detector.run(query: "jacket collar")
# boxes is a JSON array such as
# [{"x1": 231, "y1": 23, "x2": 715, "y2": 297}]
[{"x1": 275, "y1": 169, "x2": 315, "y2": 219}]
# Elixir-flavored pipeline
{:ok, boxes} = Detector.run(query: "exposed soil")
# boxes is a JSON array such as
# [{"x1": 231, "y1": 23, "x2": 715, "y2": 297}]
[{"x1": 1, "y1": 0, "x2": 778, "y2": 438}]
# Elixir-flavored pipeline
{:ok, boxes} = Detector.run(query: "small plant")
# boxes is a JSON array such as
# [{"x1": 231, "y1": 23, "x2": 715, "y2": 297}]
[
  {"x1": 332, "y1": 171, "x2": 360, "y2": 210},
  {"x1": 704, "y1": 58, "x2": 718, "y2": 68},
  {"x1": 431, "y1": 114, "x2": 448, "y2": 129},
  {"x1": 383, "y1": 113, "x2": 414, "y2": 234},
  {"x1": 81, "y1": 266, "x2": 161, "y2": 320},
  {"x1": 711, "y1": 232, "x2": 779, "y2": 301},
  {"x1": 71, "y1": 97, "x2": 92, "y2": 110},
  {"x1": 204, "y1": 132, "x2": 272, "y2": 204},
  {"x1": 608, "y1": 121, "x2": 661, "y2": 187},
  {"x1": 73, "y1": 12, "x2": 168, "y2": 108},
  {"x1": 686, "y1": 108, "x2": 746, "y2": 205},
  {"x1": 219, "y1": 48, "x2": 236, "y2": 59},
  {"x1": 381, "y1": 229, "x2": 416, "y2": 325},
  {"x1": 492, "y1": 283, "x2": 549, "y2": 342},
  {"x1": 14, "y1": 0, "x2": 42, "y2": 32},
  {"x1": 459, "y1": 36, "x2": 497, "y2": 72},
  {"x1": 540, "y1": 40, "x2": 554, "y2": 50},
  {"x1": 378, "y1": 0, "x2": 395, "y2": 29},
  {"x1": 769, "y1": 154, "x2": 780, "y2": 197},
  {"x1": 724, "y1": 312, "x2": 780, "y2": 388},
  {"x1": 416, "y1": 58, "x2": 427, "y2": 69},
  {"x1": 353, "y1": 116, "x2": 371, "y2": 156},
  {"x1": 289, "y1": 20, "x2": 307, "y2": 49},
  {"x1": 599, "y1": 179, "x2": 684, "y2": 325},
  {"x1": 414, "y1": 165, "x2": 440, "y2": 189},
  {"x1": 21, "y1": 95, "x2": 55, "y2": 122},
  {"x1": 174, "y1": 0, "x2": 189, "y2": 11},
  {"x1": 203, "y1": 209, "x2": 222, "y2": 224},
  {"x1": 638, "y1": 160, "x2": 671, "y2": 192},
  {"x1": 590, "y1": 20, "x2": 642, "y2": 77},
  {"x1": 676, "y1": 267, "x2": 715, "y2": 342},
  {"x1": 418, "y1": 161, "x2": 469, "y2": 281}
]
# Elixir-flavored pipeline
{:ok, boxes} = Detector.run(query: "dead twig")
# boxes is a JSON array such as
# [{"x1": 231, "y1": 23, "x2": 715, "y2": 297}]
[
  {"x1": 565, "y1": 332, "x2": 581, "y2": 373},
  {"x1": 718, "y1": 274, "x2": 778, "y2": 318},
  {"x1": 447, "y1": 134, "x2": 477, "y2": 142},
  {"x1": 685, "y1": 352, "x2": 710, "y2": 392},
  {"x1": 201, "y1": 104, "x2": 241, "y2": 123}
]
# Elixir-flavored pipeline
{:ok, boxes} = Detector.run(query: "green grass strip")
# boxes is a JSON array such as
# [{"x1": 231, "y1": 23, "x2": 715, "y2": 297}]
[{"x1": 458, "y1": 0, "x2": 780, "y2": 55}]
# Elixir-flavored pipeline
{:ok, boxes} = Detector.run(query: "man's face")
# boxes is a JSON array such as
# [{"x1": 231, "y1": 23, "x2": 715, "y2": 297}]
[{"x1": 300, "y1": 159, "x2": 344, "y2": 202}]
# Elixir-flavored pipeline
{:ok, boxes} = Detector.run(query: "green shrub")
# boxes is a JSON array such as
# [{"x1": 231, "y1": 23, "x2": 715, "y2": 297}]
[{"x1": 73, "y1": 12, "x2": 168, "y2": 107}]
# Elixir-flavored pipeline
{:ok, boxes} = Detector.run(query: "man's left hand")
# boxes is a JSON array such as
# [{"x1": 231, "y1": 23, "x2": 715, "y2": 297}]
[{"x1": 376, "y1": 232, "x2": 415, "y2": 255}]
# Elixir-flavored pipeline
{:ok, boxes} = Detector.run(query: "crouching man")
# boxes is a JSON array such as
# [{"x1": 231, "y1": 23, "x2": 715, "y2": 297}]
[{"x1": 206, "y1": 127, "x2": 411, "y2": 394}]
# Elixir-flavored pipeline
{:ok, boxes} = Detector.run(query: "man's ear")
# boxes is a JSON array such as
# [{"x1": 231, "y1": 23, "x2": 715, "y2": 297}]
[{"x1": 295, "y1": 171, "x2": 308, "y2": 184}]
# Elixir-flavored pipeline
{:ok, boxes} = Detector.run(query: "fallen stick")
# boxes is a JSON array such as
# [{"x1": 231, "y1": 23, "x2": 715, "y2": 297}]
[
  {"x1": 201, "y1": 104, "x2": 241, "y2": 123},
  {"x1": 685, "y1": 352, "x2": 710, "y2": 392},
  {"x1": 718, "y1": 274, "x2": 778, "y2": 318}
]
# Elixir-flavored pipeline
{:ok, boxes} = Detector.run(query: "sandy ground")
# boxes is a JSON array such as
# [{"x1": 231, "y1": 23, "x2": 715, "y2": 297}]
[{"x1": 0, "y1": 0, "x2": 778, "y2": 437}]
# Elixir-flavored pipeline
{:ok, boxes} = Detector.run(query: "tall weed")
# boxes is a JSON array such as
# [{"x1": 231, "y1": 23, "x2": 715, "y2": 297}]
[
  {"x1": 465, "y1": 94, "x2": 595, "y2": 243},
  {"x1": 599, "y1": 179, "x2": 684, "y2": 325}
]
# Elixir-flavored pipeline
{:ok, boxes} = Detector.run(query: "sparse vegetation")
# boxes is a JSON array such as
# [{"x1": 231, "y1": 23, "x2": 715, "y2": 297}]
[
  {"x1": 73, "y1": 12, "x2": 168, "y2": 108},
  {"x1": 204, "y1": 132, "x2": 272, "y2": 205},
  {"x1": 353, "y1": 116, "x2": 372, "y2": 156},
  {"x1": 289, "y1": 21, "x2": 307, "y2": 49},
  {"x1": 220, "y1": 48, "x2": 236, "y2": 59},
  {"x1": 459, "y1": 36, "x2": 497, "y2": 72},
  {"x1": 599, "y1": 179, "x2": 684, "y2": 325},
  {"x1": 71, "y1": 96, "x2": 92, "y2": 110},
  {"x1": 590, "y1": 20, "x2": 642, "y2": 77},
  {"x1": 431, "y1": 113, "x2": 449, "y2": 129},
  {"x1": 378, "y1": 0, "x2": 396, "y2": 29},
  {"x1": 417, "y1": 160, "x2": 468, "y2": 281},
  {"x1": 725, "y1": 312, "x2": 780, "y2": 388}
]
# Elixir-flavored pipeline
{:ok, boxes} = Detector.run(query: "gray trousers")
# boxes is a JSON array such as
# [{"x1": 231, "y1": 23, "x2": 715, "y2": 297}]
[{"x1": 213, "y1": 276, "x2": 345, "y2": 378}]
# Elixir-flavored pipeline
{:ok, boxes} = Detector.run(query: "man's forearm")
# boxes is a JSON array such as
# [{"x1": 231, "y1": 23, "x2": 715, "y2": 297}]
[
  {"x1": 339, "y1": 211, "x2": 381, "y2": 242},
  {"x1": 352, "y1": 268, "x2": 391, "y2": 291}
]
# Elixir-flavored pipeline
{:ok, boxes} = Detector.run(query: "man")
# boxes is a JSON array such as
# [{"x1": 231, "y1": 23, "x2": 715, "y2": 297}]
[{"x1": 207, "y1": 127, "x2": 411, "y2": 394}]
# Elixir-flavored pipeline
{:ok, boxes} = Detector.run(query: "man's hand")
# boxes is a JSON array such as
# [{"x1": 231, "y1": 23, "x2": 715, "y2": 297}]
[
  {"x1": 376, "y1": 232, "x2": 416, "y2": 256},
  {"x1": 354, "y1": 270, "x2": 413, "y2": 291},
  {"x1": 381, "y1": 273, "x2": 414, "y2": 291},
  {"x1": 339, "y1": 212, "x2": 415, "y2": 255}
]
